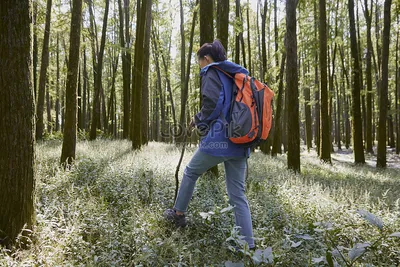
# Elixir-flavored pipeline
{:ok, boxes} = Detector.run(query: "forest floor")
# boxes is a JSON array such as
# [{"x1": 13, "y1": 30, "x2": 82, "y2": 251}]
[{"x1": 1, "y1": 140, "x2": 399, "y2": 266}]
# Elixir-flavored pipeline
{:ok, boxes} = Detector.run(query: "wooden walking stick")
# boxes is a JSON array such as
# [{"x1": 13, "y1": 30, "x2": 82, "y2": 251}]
[{"x1": 174, "y1": 125, "x2": 193, "y2": 202}]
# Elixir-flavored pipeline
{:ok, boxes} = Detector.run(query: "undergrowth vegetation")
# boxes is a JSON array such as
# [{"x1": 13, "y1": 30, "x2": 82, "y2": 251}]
[{"x1": 1, "y1": 140, "x2": 399, "y2": 266}]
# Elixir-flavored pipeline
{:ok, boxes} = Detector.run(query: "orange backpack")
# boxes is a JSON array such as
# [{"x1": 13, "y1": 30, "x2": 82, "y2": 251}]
[{"x1": 214, "y1": 66, "x2": 274, "y2": 147}]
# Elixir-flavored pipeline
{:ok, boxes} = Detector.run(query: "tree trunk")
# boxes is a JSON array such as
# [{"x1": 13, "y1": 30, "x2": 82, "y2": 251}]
[
  {"x1": 235, "y1": 0, "x2": 241, "y2": 64},
  {"x1": 339, "y1": 46, "x2": 351, "y2": 149},
  {"x1": 348, "y1": 0, "x2": 365, "y2": 164},
  {"x1": 0, "y1": 0, "x2": 35, "y2": 247},
  {"x1": 304, "y1": 83, "x2": 313, "y2": 151},
  {"x1": 200, "y1": 0, "x2": 218, "y2": 176},
  {"x1": 376, "y1": 0, "x2": 392, "y2": 168},
  {"x1": 257, "y1": 1, "x2": 262, "y2": 79},
  {"x1": 329, "y1": 3, "x2": 339, "y2": 151},
  {"x1": 179, "y1": 0, "x2": 186, "y2": 132},
  {"x1": 246, "y1": 0, "x2": 252, "y2": 74},
  {"x1": 61, "y1": 78, "x2": 65, "y2": 132},
  {"x1": 260, "y1": 0, "x2": 270, "y2": 154},
  {"x1": 56, "y1": 34, "x2": 61, "y2": 132},
  {"x1": 319, "y1": 0, "x2": 331, "y2": 163},
  {"x1": 151, "y1": 30, "x2": 166, "y2": 142},
  {"x1": 282, "y1": 92, "x2": 288, "y2": 152},
  {"x1": 396, "y1": 17, "x2": 400, "y2": 155},
  {"x1": 150, "y1": 76, "x2": 155, "y2": 141},
  {"x1": 371, "y1": 6, "x2": 380, "y2": 146},
  {"x1": 375, "y1": 1, "x2": 382, "y2": 78},
  {"x1": 33, "y1": 1, "x2": 38, "y2": 101},
  {"x1": 217, "y1": 0, "x2": 229, "y2": 51},
  {"x1": 261, "y1": 0, "x2": 267, "y2": 81},
  {"x1": 36, "y1": 0, "x2": 52, "y2": 140},
  {"x1": 286, "y1": 0, "x2": 300, "y2": 173},
  {"x1": 155, "y1": 80, "x2": 160, "y2": 141},
  {"x1": 240, "y1": 4, "x2": 246, "y2": 69},
  {"x1": 101, "y1": 79, "x2": 107, "y2": 131},
  {"x1": 271, "y1": 52, "x2": 286, "y2": 156},
  {"x1": 356, "y1": 2, "x2": 366, "y2": 147},
  {"x1": 180, "y1": 0, "x2": 199, "y2": 141},
  {"x1": 161, "y1": 44, "x2": 177, "y2": 140},
  {"x1": 267, "y1": 5, "x2": 272, "y2": 69},
  {"x1": 124, "y1": 0, "x2": 131, "y2": 137},
  {"x1": 131, "y1": 0, "x2": 148, "y2": 149},
  {"x1": 90, "y1": 0, "x2": 110, "y2": 140},
  {"x1": 78, "y1": 67, "x2": 82, "y2": 131},
  {"x1": 374, "y1": 3, "x2": 382, "y2": 147},
  {"x1": 88, "y1": 0, "x2": 99, "y2": 59},
  {"x1": 113, "y1": 82, "x2": 117, "y2": 137},
  {"x1": 274, "y1": 0, "x2": 279, "y2": 80},
  {"x1": 313, "y1": 0, "x2": 320, "y2": 153},
  {"x1": 118, "y1": 0, "x2": 131, "y2": 139},
  {"x1": 46, "y1": 78, "x2": 52, "y2": 134},
  {"x1": 364, "y1": 0, "x2": 374, "y2": 153},
  {"x1": 82, "y1": 46, "x2": 87, "y2": 130},
  {"x1": 346, "y1": 96, "x2": 351, "y2": 149},
  {"x1": 388, "y1": 99, "x2": 395, "y2": 148},
  {"x1": 141, "y1": 0, "x2": 152, "y2": 145},
  {"x1": 60, "y1": 0, "x2": 83, "y2": 165},
  {"x1": 107, "y1": 54, "x2": 118, "y2": 136},
  {"x1": 267, "y1": 5, "x2": 271, "y2": 74},
  {"x1": 341, "y1": 81, "x2": 346, "y2": 147},
  {"x1": 200, "y1": 0, "x2": 214, "y2": 46},
  {"x1": 335, "y1": 74, "x2": 342, "y2": 150},
  {"x1": 178, "y1": 0, "x2": 187, "y2": 143},
  {"x1": 86, "y1": 53, "x2": 91, "y2": 131},
  {"x1": 88, "y1": 10, "x2": 97, "y2": 130}
]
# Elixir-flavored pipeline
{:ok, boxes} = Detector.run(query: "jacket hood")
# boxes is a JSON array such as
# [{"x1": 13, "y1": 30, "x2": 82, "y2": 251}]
[{"x1": 200, "y1": 60, "x2": 249, "y2": 76}]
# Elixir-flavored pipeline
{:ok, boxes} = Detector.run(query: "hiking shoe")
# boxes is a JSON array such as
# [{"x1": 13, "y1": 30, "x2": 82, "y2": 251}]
[{"x1": 163, "y1": 208, "x2": 187, "y2": 227}]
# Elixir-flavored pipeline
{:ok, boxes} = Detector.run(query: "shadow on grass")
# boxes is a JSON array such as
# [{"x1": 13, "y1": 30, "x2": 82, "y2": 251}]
[
  {"x1": 332, "y1": 148, "x2": 400, "y2": 169},
  {"x1": 71, "y1": 146, "x2": 133, "y2": 187},
  {"x1": 269, "y1": 153, "x2": 400, "y2": 209}
]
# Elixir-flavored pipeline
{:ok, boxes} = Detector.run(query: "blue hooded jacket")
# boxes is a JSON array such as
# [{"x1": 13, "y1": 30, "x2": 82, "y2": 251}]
[{"x1": 194, "y1": 60, "x2": 250, "y2": 158}]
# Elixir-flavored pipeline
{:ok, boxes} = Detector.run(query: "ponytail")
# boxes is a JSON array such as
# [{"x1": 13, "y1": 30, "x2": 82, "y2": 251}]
[{"x1": 210, "y1": 40, "x2": 227, "y2": 61}]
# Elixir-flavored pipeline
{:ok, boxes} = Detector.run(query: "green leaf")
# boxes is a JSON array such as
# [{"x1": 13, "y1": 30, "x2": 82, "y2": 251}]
[
  {"x1": 291, "y1": 241, "x2": 302, "y2": 248},
  {"x1": 221, "y1": 205, "x2": 235, "y2": 213},
  {"x1": 348, "y1": 243, "x2": 370, "y2": 262},
  {"x1": 225, "y1": 261, "x2": 244, "y2": 267},
  {"x1": 312, "y1": 256, "x2": 325, "y2": 264},
  {"x1": 356, "y1": 209, "x2": 384, "y2": 230},
  {"x1": 199, "y1": 212, "x2": 213, "y2": 220},
  {"x1": 326, "y1": 250, "x2": 334, "y2": 267},
  {"x1": 295, "y1": 234, "x2": 314, "y2": 240},
  {"x1": 389, "y1": 232, "x2": 400, "y2": 237},
  {"x1": 252, "y1": 247, "x2": 273, "y2": 264}
]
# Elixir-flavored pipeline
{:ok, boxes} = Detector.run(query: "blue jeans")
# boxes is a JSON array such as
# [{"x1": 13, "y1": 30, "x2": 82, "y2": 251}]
[{"x1": 174, "y1": 149, "x2": 254, "y2": 248}]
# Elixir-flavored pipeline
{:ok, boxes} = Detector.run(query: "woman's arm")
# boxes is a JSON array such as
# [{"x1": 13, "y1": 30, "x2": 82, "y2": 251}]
[{"x1": 194, "y1": 68, "x2": 224, "y2": 127}]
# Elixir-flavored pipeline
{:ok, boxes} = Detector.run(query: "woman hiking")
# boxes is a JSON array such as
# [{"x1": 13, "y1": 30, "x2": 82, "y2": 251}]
[{"x1": 164, "y1": 40, "x2": 255, "y2": 250}]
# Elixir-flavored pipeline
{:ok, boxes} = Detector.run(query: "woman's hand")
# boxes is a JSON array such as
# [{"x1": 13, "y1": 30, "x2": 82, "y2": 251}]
[{"x1": 189, "y1": 118, "x2": 196, "y2": 129}]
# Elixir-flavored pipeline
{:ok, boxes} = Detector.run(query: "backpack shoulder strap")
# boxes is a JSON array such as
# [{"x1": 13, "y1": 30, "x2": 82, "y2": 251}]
[
  {"x1": 210, "y1": 66, "x2": 236, "y2": 126},
  {"x1": 211, "y1": 66, "x2": 234, "y2": 79}
]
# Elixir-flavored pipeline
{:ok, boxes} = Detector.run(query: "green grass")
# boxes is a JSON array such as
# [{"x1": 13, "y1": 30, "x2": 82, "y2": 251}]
[{"x1": 1, "y1": 140, "x2": 399, "y2": 266}]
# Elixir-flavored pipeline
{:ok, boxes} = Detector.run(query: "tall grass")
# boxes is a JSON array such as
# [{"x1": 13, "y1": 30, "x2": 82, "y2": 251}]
[{"x1": 1, "y1": 140, "x2": 399, "y2": 266}]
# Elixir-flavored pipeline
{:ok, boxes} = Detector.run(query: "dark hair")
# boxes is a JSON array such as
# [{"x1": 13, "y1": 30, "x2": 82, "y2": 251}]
[{"x1": 197, "y1": 39, "x2": 227, "y2": 62}]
